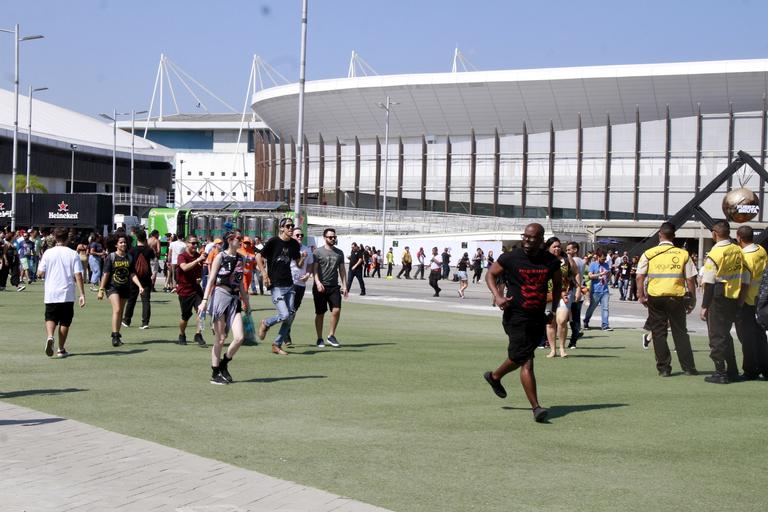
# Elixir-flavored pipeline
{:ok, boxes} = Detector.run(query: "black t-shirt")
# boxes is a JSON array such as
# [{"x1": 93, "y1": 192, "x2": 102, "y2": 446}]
[
  {"x1": 349, "y1": 248, "x2": 364, "y2": 269},
  {"x1": 619, "y1": 262, "x2": 631, "y2": 278},
  {"x1": 104, "y1": 252, "x2": 134, "y2": 292},
  {"x1": 260, "y1": 236, "x2": 301, "y2": 288},
  {"x1": 457, "y1": 257, "x2": 469, "y2": 271},
  {"x1": 497, "y1": 247, "x2": 560, "y2": 321}
]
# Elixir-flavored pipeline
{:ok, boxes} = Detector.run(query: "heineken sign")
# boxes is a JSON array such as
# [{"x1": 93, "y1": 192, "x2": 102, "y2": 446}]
[{"x1": 48, "y1": 200, "x2": 79, "y2": 220}]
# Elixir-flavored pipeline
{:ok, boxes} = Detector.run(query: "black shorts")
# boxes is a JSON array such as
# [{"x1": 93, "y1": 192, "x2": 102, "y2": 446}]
[
  {"x1": 313, "y1": 285, "x2": 342, "y2": 315},
  {"x1": 179, "y1": 293, "x2": 203, "y2": 321},
  {"x1": 106, "y1": 286, "x2": 130, "y2": 300},
  {"x1": 502, "y1": 313, "x2": 547, "y2": 363},
  {"x1": 45, "y1": 302, "x2": 75, "y2": 327}
]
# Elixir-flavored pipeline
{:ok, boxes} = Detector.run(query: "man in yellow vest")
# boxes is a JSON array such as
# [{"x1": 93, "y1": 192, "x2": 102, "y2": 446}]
[
  {"x1": 734, "y1": 225, "x2": 768, "y2": 380},
  {"x1": 636, "y1": 222, "x2": 698, "y2": 377},
  {"x1": 700, "y1": 220, "x2": 749, "y2": 384}
]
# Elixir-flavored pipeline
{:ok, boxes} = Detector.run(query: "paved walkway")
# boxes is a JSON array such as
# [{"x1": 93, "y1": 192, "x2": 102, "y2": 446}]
[{"x1": 0, "y1": 402, "x2": 390, "y2": 512}]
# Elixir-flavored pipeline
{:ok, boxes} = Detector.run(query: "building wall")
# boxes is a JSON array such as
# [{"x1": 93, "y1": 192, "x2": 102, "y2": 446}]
[{"x1": 256, "y1": 110, "x2": 767, "y2": 221}]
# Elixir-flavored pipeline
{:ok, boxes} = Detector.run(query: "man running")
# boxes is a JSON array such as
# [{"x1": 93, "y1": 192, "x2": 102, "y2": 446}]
[
  {"x1": 256, "y1": 217, "x2": 302, "y2": 355},
  {"x1": 312, "y1": 228, "x2": 348, "y2": 348},
  {"x1": 37, "y1": 227, "x2": 86, "y2": 358},
  {"x1": 482, "y1": 223, "x2": 562, "y2": 423},
  {"x1": 176, "y1": 234, "x2": 207, "y2": 347}
]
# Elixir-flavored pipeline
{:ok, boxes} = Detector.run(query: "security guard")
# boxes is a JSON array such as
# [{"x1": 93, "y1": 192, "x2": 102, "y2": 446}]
[
  {"x1": 700, "y1": 220, "x2": 749, "y2": 384},
  {"x1": 636, "y1": 222, "x2": 698, "y2": 377},
  {"x1": 734, "y1": 226, "x2": 768, "y2": 380}
]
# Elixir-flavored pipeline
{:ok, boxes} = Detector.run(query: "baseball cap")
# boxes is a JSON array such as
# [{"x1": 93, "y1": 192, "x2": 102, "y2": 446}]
[{"x1": 213, "y1": 238, "x2": 223, "y2": 244}]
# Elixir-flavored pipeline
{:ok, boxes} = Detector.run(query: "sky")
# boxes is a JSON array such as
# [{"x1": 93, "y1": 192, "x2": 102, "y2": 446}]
[{"x1": 3, "y1": 0, "x2": 768, "y2": 119}]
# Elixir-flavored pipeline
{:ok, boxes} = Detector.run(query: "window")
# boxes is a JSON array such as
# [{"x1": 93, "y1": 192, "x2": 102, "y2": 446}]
[
  {"x1": 198, "y1": 191, "x2": 202, "y2": 196},
  {"x1": 187, "y1": 191, "x2": 191, "y2": 196},
  {"x1": 220, "y1": 191, "x2": 225, "y2": 196},
  {"x1": 221, "y1": 172, "x2": 226, "y2": 176},
  {"x1": 187, "y1": 171, "x2": 191, "y2": 176},
  {"x1": 198, "y1": 172, "x2": 202, "y2": 176},
  {"x1": 244, "y1": 172, "x2": 249, "y2": 177}
]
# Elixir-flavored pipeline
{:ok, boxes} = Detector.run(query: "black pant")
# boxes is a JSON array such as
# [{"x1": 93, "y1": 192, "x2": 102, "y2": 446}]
[
  {"x1": 472, "y1": 267, "x2": 482, "y2": 283},
  {"x1": 735, "y1": 303, "x2": 768, "y2": 378},
  {"x1": 569, "y1": 300, "x2": 583, "y2": 346},
  {"x1": 707, "y1": 292, "x2": 740, "y2": 378},
  {"x1": 294, "y1": 285, "x2": 306, "y2": 311},
  {"x1": 0, "y1": 264, "x2": 8, "y2": 288},
  {"x1": 397, "y1": 263, "x2": 412, "y2": 279},
  {"x1": 647, "y1": 296, "x2": 696, "y2": 373},
  {"x1": 346, "y1": 267, "x2": 366, "y2": 294},
  {"x1": 386, "y1": 263, "x2": 393, "y2": 277},
  {"x1": 372, "y1": 265, "x2": 381, "y2": 278},
  {"x1": 123, "y1": 282, "x2": 151, "y2": 326},
  {"x1": 429, "y1": 270, "x2": 441, "y2": 295},
  {"x1": 415, "y1": 264, "x2": 425, "y2": 279}
]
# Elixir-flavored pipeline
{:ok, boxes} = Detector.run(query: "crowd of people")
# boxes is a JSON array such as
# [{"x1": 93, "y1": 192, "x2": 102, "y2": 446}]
[{"x1": 6, "y1": 217, "x2": 768, "y2": 405}]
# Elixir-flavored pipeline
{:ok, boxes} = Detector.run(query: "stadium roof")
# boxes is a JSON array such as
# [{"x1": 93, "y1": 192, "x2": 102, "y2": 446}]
[
  {"x1": 251, "y1": 58, "x2": 768, "y2": 139},
  {"x1": 119, "y1": 113, "x2": 270, "y2": 131},
  {"x1": 0, "y1": 88, "x2": 174, "y2": 161}
]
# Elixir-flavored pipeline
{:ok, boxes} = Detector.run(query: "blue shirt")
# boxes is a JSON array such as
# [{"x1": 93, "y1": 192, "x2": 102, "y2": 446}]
[{"x1": 589, "y1": 260, "x2": 611, "y2": 294}]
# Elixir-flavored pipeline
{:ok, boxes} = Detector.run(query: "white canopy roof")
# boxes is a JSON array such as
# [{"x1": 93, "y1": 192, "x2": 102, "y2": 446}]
[
  {"x1": 0, "y1": 88, "x2": 174, "y2": 160},
  {"x1": 252, "y1": 59, "x2": 768, "y2": 139}
]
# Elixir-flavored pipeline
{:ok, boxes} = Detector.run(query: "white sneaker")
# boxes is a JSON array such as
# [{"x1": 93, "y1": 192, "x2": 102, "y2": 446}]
[
  {"x1": 121, "y1": 321, "x2": 130, "y2": 328},
  {"x1": 642, "y1": 333, "x2": 652, "y2": 350},
  {"x1": 140, "y1": 324, "x2": 149, "y2": 330}
]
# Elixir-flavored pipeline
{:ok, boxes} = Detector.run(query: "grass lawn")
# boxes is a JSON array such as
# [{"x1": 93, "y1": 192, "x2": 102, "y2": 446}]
[{"x1": 0, "y1": 284, "x2": 766, "y2": 512}]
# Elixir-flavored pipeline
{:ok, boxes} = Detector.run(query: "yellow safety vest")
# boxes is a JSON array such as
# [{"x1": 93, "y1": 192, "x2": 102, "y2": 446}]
[
  {"x1": 741, "y1": 244, "x2": 767, "y2": 306},
  {"x1": 644, "y1": 245, "x2": 688, "y2": 297},
  {"x1": 705, "y1": 243, "x2": 744, "y2": 299}
]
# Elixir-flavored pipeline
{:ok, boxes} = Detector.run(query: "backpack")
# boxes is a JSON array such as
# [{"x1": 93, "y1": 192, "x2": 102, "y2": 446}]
[{"x1": 135, "y1": 250, "x2": 150, "y2": 279}]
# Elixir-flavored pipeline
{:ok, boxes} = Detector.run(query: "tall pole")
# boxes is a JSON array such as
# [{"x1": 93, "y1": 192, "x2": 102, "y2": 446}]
[
  {"x1": 178, "y1": 159, "x2": 184, "y2": 207},
  {"x1": 11, "y1": 24, "x2": 19, "y2": 231},
  {"x1": 26, "y1": 86, "x2": 47, "y2": 193},
  {"x1": 131, "y1": 109, "x2": 136, "y2": 216},
  {"x1": 293, "y1": 0, "x2": 308, "y2": 215},
  {"x1": 70, "y1": 145, "x2": 76, "y2": 193},
  {"x1": 112, "y1": 109, "x2": 117, "y2": 220},
  {"x1": 381, "y1": 96, "x2": 391, "y2": 252}
]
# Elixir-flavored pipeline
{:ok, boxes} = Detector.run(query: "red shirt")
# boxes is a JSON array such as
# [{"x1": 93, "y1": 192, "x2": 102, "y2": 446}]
[{"x1": 176, "y1": 251, "x2": 203, "y2": 297}]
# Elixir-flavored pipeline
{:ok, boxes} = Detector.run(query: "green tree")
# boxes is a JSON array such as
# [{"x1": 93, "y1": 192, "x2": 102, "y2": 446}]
[{"x1": 7, "y1": 174, "x2": 48, "y2": 193}]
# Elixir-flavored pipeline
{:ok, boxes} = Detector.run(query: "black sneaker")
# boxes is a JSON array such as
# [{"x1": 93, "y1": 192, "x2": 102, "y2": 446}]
[
  {"x1": 111, "y1": 334, "x2": 123, "y2": 347},
  {"x1": 194, "y1": 333, "x2": 206, "y2": 347},
  {"x1": 177, "y1": 334, "x2": 188, "y2": 346},
  {"x1": 658, "y1": 369, "x2": 672, "y2": 377},
  {"x1": 210, "y1": 372, "x2": 228, "y2": 385},
  {"x1": 683, "y1": 369, "x2": 700, "y2": 376},
  {"x1": 45, "y1": 337, "x2": 54, "y2": 357},
  {"x1": 316, "y1": 338, "x2": 325, "y2": 348},
  {"x1": 219, "y1": 358, "x2": 233, "y2": 383},
  {"x1": 704, "y1": 374, "x2": 729, "y2": 384},
  {"x1": 533, "y1": 406, "x2": 549, "y2": 423},
  {"x1": 483, "y1": 371, "x2": 507, "y2": 398},
  {"x1": 326, "y1": 335, "x2": 341, "y2": 348}
]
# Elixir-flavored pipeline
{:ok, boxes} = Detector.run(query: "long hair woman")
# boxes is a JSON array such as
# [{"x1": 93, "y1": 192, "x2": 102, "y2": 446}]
[
  {"x1": 457, "y1": 252, "x2": 470, "y2": 298},
  {"x1": 544, "y1": 237, "x2": 575, "y2": 358},
  {"x1": 199, "y1": 231, "x2": 250, "y2": 385},
  {"x1": 98, "y1": 232, "x2": 144, "y2": 347}
]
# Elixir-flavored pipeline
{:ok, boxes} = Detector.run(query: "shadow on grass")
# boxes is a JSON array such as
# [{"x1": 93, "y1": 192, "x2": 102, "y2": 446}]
[
  {"x1": 0, "y1": 417, "x2": 67, "y2": 426},
  {"x1": 136, "y1": 339, "x2": 183, "y2": 345},
  {"x1": 240, "y1": 375, "x2": 327, "y2": 383},
  {"x1": 571, "y1": 346, "x2": 625, "y2": 350},
  {"x1": 293, "y1": 349, "x2": 364, "y2": 355},
  {"x1": 503, "y1": 402, "x2": 628, "y2": 421},
  {"x1": 68, "y1": 349, "x2": 147, "y2": 357},
  {"x1": 565, "y1": 354, "x2": 619, "y2": 358},
  {"x1": 0, "y1": 388, "x2": 87, "y2": 399}
]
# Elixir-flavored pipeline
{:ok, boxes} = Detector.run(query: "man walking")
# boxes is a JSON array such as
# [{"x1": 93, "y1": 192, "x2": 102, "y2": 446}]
[
  {"x1": 256, "y1": 217, "x2": 302, "y2": 355},
  {"x1": 397, "y1": 246, "x2": 413, "y2": 279},
  {"x1": 415, "y1": 247, "x2": 426, "y2": 279},
  {"x1": 482, "y1": 223, "x2": 561, "y2": 423},
  {"x1": 734, "y1": 225, "x2": 768, "y2": 380},
  {"x1": 441, "y1": 248, "x2": 451, "y2": 279},
  {"x1": 175, "y1": 234, "x2": 207, "y2": 347},
  {"x1": 286, "y1": 226, "x2": 313, "y2": 345},
  {"x1": 428, "y1": 247, "x2": 442, "y2": 297},
  {"x1": 700, "y1": 221, "x2": 748, "y2": 384},
  {"x1": 122, "y1": 230, "x2": 156, "y2": 329},
  {"x1": 313, "y1": 228, "x2": 348, "y2": 348},
  {"x1": 636, "y1": 222, "x2": 698, "y2": 377},
  {"x1": 385, "y1": 247, "x2": 394, "y2": 279},
  {"x1": 37, "y1": 227, "x2": 86, "y2": 358},
  {"x1": 346, "y1": 242, "x2": 367, "y2": 295},
  {"x1": 583, "y1": 250, "x2": 612, "y2": 331}
]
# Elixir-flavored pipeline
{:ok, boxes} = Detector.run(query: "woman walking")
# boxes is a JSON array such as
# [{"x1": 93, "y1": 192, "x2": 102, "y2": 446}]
[
  {"x1": 457, "y1": 252, "x2": 470, "y2": 298},
  {"x1": 544, "y1": 237, "x2": 576, "y2": 358},
  {"x1": 199, "y1": 232, "x2": 250, "y2": 385},
  {"x1": 471, "y1": 248, "x2": 484, "y2": 283},
  {"x1": 97, "y1": 233, "x2": 144, "y2": 347}
]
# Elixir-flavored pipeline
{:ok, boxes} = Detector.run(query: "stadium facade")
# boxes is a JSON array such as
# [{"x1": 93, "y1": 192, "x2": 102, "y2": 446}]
[{"x1": 249, "y1": 59, "x2": 768, "y2": 223}]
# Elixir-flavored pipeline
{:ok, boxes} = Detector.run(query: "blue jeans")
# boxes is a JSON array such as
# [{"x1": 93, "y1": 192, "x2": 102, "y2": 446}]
[
  {"x1": 265, "y1": 286, "x2": 295, "y2": 346},
  {"x1": 88, "y1": 256, "x2": 101, "y2": 285},
  {"x1": 584, "y1": 290, "x2": 610, "y2": 329},
  {"x1": 619, "y1": 278, "x2": 629, "y2": 299}
]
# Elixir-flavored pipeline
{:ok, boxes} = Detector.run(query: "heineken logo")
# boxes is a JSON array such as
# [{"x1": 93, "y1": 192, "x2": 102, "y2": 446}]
[{"x1": 49, "y1": 200, "x2": 79, "y2": 220}]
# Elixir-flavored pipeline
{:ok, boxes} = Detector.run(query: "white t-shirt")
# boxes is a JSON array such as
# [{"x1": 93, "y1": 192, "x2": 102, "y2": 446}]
[
  {"x1": 38, "y1": 246, "x2": 83, "y2": 304},
  {"x1": 169, "y1": 240, "x2": 187, "y2": 265},
  {"x1": 291, "y1": 244, "x2": 314, "y2": 287}
]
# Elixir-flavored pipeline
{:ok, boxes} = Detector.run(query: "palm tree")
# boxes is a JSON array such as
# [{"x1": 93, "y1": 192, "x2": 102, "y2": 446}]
[{"x1": 7, "y1": 174, "x2": 48, "y2": 193}]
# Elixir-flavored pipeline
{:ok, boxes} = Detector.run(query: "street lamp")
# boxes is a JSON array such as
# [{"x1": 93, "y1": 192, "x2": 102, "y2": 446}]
[
  {"x1": 376, "y1": 96, "x2": 399, "y2": 252},
  {"x1": 99, "y1": 110, "x2": 129, "y2": 220},
  {"x1": 293, "y1": 0, "x2": 308, "y2": 214},
  {"x1": 130, "y1": 109, "x2": 149, "y2": 216},
  {"x1": 178, "y1": 159, "x2": 185, "y2": 207},
  {"x1": 26, "y1": 86, "x2": 48, "y2": 192},
  {"x1": 69, "y1": 144, "x2": 77, "y2": 193},
  {"x1": 0, "y1": 24, "x2": 44, "y2": 231}
]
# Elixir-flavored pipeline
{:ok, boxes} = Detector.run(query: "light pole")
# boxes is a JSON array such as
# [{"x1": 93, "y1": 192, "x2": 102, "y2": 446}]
[
  {"x1": 0, "y1": 24, "x2": 43, "y2": 231},
  {"x1": 99, "y1": 110, "x2": 129, "y2": 220},
  {"x1": 376, "y1": 97, "x2": 398, "y2": 252},
  {"x1": 293, "y1": 0, "x2": 308, "y2": 215},
  {"x1": 69, "y1": 144, "x2": 77, "y2": 193},
  {"x1": 130, "y1": 109, "x2": 148, "y2": 216},
  {"x1": 26, "y1": 85, "x2": 48, "y2": 192},
  {"x1": 178, "y1": 159, "x2": 184, "y2": 206}
]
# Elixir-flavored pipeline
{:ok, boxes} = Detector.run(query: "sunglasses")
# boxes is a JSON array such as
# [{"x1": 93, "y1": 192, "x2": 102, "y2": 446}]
[
  {"x1": 325, "y1": 235, "x2": 337, "y2": 239},
  {"x1": 282, "y1": 223, "x2": 295, "y2": 229},
  {"x1": 294, "y1": 234, "x2": 304, "y2": 238}
]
